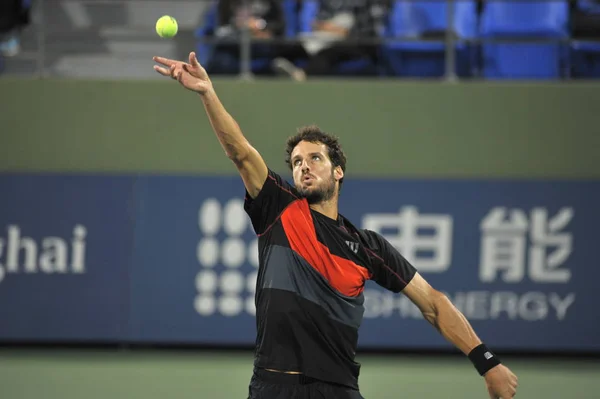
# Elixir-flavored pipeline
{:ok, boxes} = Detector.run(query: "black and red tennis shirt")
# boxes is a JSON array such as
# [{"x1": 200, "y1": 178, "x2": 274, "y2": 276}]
[{"x1": 244, "y1": 169, "x2": 418, "y2": 390}]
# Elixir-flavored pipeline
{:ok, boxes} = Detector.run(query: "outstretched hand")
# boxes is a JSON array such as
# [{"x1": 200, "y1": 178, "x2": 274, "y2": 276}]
[{"x1": 153, "y1": 51, "x2": 212, "y2": 94}]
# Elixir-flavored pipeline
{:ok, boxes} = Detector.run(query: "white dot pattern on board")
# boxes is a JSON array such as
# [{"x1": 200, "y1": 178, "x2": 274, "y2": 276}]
[
  {"x1": 220, "y1": 270, "x2": 245, "y2": 294},
  {"x1": 196, "y1": 270, "x2": 218, "y2": 293},
  {"x1": 223, "y1": 198, "x2": 247, "y2": 236},
  {"x1": 197, "y1": 238, "x2": 219, "y2": 267},
  {"x1": 219, "y1": 295, "x2": 243, "y2": 316},
  {"x1": 194, "y1": 198, "x2": 262, "y2": 317},
  {"x1": 221, "y1": 238, "x2": 246, "y2": 268},
  {"x1": 198, "y1": 198, "x2": 221, "y2": 236},
  {"x1": 194, "y1": 295, "x2": 216, "y2": 316}
]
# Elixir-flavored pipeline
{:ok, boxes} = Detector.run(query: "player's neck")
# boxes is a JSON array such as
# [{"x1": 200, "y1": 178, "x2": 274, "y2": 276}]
[{"x1": 309, "y1": 199, "x2": 339, "y2": 221}]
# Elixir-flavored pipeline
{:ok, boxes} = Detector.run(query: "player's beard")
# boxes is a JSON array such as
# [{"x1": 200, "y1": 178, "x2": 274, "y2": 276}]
[{"x1": 299, "y1": 171, "x2": 336, "y2": 205}]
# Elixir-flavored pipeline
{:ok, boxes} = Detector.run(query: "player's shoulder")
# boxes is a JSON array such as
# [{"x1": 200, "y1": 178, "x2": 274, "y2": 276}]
[
  {"x1": 338, "y1": 216, "x2": 383, "y2": 248},
  {"x1": 262, "y1": 168, "x2": 300, "y2": 195},
  {"x1": 266, "y1": 168, "x2": 292, "y2": 186},
  {"x1": 357, "y1": 228, "x2": 386, "y2": 247}
]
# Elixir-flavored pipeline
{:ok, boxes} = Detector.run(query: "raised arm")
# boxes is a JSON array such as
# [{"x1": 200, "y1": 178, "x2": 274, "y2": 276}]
[{"x1": 153, "y1": 52, "x2": 268, "y2": 198}]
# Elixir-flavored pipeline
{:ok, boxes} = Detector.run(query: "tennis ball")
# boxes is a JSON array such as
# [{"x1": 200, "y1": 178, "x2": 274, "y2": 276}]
[{"x1": 156, "y1": 15, "x2": 178, "y2": 38}]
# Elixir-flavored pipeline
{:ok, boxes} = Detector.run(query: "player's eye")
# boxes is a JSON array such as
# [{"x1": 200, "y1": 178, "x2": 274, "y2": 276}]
[
  {"x1": 312, "y1": 155, "x2": 320, "y2": 161},
  {"x1": 294, "y1": 159, "x2": 302, "y2": 167}
]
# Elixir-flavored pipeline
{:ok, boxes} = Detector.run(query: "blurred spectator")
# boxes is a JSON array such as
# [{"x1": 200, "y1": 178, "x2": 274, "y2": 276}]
[
  {"x1": 0, "y1": 0, "x2": 31, "y2": 57},
  {"x1": 272, "y1": 0, "x2": 387, "y2": 81},
  {"x1": 215, "y1": 0, "x2": 285, "y2": 39},
  {"x1": 571, "y1": 0, "x2": 600, "y2": 39},
  {"x1": 206, "y1": 0, "x2": 285, "y2": 74}
]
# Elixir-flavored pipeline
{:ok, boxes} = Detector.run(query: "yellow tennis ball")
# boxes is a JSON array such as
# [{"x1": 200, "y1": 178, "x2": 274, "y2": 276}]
[{"x1": 156, "y1": 15, "x2": 178, "y2": 38}]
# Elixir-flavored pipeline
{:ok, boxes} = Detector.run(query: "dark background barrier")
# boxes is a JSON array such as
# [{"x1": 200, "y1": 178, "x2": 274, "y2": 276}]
[{"x1": 1, "y1": 79, "x2": 599, "y2": 178}]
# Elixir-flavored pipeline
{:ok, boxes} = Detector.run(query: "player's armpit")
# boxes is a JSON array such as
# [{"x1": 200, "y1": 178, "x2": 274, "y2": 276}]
[{"x1": 233, "y1": 144, "x2": 269, "y2": 199}]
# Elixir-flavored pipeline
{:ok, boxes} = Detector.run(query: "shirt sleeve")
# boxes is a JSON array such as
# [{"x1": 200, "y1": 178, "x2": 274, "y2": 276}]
[
  {"x1": 362, "y1": 229, "x2": 417, "y2": 293},
  {"x1": 244, "y1": 169, "x2": 299, "y2": 235}
]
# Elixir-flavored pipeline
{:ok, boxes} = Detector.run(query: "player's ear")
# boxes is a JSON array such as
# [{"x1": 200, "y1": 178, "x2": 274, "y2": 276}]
[{"x1": 334, "y1": 165, "x2": 344, "y2": 182}]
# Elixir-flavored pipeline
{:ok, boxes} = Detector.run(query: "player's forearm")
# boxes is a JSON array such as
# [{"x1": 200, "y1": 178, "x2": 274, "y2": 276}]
[
  {"x1": 425, "y1": 293, "x2": 482, "y2": 355},
  {"x1": 200, "y1": 88, "x2": 251, "y2": 162}
]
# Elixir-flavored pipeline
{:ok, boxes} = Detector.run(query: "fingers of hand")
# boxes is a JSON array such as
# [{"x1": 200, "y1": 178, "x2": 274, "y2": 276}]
[
  {"x1": 170, "y1": 64, "x2": 183, "y2": 81},
  {"x1": 487, "y1": 378, "x2": 517, "y2": 399},
  {"x1": 496, "y1": 385, "x2": 517, "y2": 399},
  {"x1": 153, "y1": 60, "x2": 182, "y2": 79},
  {"x1": 189, "y1": 51, "x2": 200, "y2": 67},
  {"x1": 153, "y1": 55, "x2": 207, "y2": 90},
  {"x1": 152, "y1": 56, "x2": 176, "y2": 67},
  {"x1": 508, "y1": 372, "x2": 518, "y2": 390},
  {"x1": 152, "y1": 57, "x2": 189, "y2": 79},
  {"x1": 153, "y1": 65, "x2": 171, "y2": 76}
]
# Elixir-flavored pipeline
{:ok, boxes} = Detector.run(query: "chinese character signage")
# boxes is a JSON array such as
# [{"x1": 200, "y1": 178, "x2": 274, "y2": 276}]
[
  {"x1": 480, "y1": 207, "x2": 573, "y2": 283},
  {"x1": 363, "y1": 206, "x2": 453, "y2": 272}
]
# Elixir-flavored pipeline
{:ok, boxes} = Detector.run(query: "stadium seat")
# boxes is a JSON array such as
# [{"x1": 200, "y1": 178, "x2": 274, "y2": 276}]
[
  {"x1": 298, "y1": 0, "x2": 319, "y2": 34},
  {"x1": 195, "y1": 0, "x2": 298, "y2": 75},
  {"x1": 381, "y1": 1, "x2": 478, "y2": 78},
  {"x1": 479, "y1": 1, "x2": 570, "y2": 79}
]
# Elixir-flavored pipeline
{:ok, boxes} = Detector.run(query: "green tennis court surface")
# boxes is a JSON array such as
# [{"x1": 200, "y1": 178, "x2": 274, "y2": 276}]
[{"x1": 1, "y1": 349, "x2": 598, "y2": 398}]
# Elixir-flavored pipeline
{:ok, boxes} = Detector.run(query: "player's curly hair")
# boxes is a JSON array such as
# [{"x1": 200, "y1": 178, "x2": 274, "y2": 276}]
[{"x1": 285, "y1": 125, "x2": 347, "y2": 191}]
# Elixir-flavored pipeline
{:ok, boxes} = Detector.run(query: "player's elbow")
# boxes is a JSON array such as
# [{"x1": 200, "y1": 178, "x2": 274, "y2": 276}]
[
  {"x1": 225, "y1": 142, "x2": 252, "y2": 164},
  {"x1": 423, "y1": 290, "x2": 451, "y2": 326}
]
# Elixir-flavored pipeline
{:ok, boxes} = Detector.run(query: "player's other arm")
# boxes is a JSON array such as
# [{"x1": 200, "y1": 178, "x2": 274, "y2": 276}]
[
  {"x1": 152, "y1": 52, "x2": 268, "y2": 199},
  {"x1": 403, "y1": 273, "x2": 481, "y2": 355},
  {"x1": 402, "y1": 274, "x2": 518, "y2": 398},
  {"x1": 364, "y1": 230, "x2": 518, "y2": 399}
]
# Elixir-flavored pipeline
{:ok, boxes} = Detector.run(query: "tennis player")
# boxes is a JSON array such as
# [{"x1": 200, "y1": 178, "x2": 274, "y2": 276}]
[{"x1": 153, "y1": 51, "x2": 519, "y2": 399}]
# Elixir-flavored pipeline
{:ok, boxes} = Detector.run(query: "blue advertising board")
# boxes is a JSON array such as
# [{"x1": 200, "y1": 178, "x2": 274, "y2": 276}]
[
  {"x1": 127, "y1": 176, "x2": 258, "y2": 344},
  {"x1": 0, "y1": 174, "x2": 134, "y2": 341},
  {"x1": 0, "y1": 172, "x2": 599, "y2": 352}
]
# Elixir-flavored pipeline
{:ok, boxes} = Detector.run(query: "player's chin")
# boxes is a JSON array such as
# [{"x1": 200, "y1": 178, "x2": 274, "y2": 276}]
[
  {"x1": 298, "y1": 187, "x2": 311, "y2": 197},
  {"x1": 299, "y1": 183, "x2": 318, "y2": 194},
  {"x1": 301, "y1": 189, "x2": 328, "y2": 205}
]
